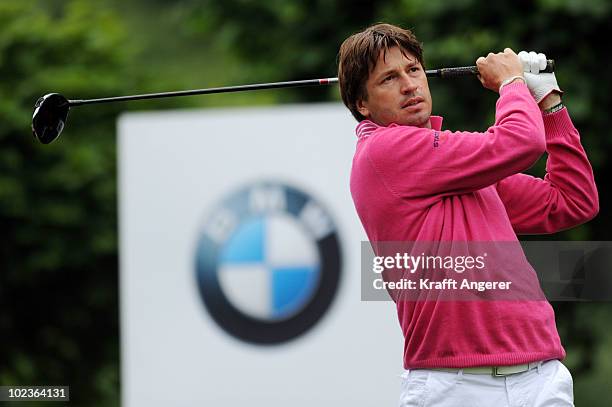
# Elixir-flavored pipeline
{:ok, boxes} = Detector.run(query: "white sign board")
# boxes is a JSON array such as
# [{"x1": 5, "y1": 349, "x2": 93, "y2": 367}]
[{"x1": 118, "y1": 103, "x2": 403, "y2": 406}]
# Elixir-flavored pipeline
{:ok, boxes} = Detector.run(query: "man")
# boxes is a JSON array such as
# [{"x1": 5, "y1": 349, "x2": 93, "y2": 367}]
[{"x1": 338, "y1": 23, "x2": 598, "y2": 406}]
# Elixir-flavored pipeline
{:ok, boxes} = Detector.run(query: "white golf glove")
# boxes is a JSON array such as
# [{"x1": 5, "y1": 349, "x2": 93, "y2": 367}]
[{"x1": 518, "y1": 51, "x2": 563, "y2": 103}]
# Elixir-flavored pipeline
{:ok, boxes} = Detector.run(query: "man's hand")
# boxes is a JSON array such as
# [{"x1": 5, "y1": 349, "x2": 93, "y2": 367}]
[
  {"x1": 476, "y1": 48, "x2": 524, "y2": 93},
  {"x1": 518, "y1": 51, "x2": 563, "y2": 106}
]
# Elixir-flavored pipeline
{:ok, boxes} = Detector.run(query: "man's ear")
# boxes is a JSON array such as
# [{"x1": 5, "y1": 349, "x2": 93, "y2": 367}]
[{"x1": 357, "y1": 99, "x2": 370, "y2": 119}]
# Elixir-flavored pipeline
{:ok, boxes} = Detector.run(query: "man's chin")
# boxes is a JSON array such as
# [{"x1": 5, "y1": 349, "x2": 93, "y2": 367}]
[
  {"x1": 370, "y1": 111, "x2": 431, "y2": 128},
  {"x1": 400, "y1": 113, "x2": 431, "y2": 128}
]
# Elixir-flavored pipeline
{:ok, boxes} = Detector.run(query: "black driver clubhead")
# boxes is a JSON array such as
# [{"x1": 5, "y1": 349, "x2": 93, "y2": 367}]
[{"x1": 32, "y1": 93, "x2": 70, "y2": 144}]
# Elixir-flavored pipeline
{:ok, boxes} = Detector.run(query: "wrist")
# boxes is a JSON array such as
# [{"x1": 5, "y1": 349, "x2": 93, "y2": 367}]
[{"x1": 538, "y1": 91, "x2": 562, "y2": 110}]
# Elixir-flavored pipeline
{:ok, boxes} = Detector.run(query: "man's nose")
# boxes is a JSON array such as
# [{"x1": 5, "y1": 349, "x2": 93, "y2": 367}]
[{"x1": 399, "y1": 73, "x2": 418, "y2": 94}]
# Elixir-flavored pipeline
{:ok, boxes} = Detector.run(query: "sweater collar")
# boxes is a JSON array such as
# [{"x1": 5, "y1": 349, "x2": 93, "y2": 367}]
[{"x1": 356, "y1": 116, "x2": 443, "y2": 140}]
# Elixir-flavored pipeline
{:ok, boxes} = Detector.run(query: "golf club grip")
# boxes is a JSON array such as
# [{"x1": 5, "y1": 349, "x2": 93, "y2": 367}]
[{"x1": 428, "y1": 59, "x2": 555, "y2": 78}]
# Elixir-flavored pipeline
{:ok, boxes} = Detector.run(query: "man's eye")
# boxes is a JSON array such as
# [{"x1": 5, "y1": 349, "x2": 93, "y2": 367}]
[
  {"x1": 410, "y1": 67, "x2": 419, "y2": 72},
  {"x1": 383, "y1": 75, "x2": 394, "y2": 82}
]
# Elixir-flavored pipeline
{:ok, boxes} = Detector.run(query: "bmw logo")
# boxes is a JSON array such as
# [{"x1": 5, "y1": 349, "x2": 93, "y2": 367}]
[{"x1": 195, "y1": 181, "x2": 342, "y2": 344}]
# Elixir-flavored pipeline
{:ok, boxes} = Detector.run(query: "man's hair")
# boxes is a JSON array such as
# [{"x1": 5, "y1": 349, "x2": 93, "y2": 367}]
[{"x1": 337, "y1": 23, "x2": 424, "y2": 122}]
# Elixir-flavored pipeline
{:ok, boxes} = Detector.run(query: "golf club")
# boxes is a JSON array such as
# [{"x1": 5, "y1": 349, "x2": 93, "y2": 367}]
[{"x1": 31, "y1": 60, "x2": 555, "y2": 144}]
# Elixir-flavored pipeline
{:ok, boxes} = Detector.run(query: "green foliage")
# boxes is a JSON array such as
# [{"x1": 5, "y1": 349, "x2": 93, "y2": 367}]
[
  {"x1": 0, "y1": 1, "x2": 141, "y2": 405},
  {"x1": 178, "y1": 0, "x2": 396, "y2": 102}
]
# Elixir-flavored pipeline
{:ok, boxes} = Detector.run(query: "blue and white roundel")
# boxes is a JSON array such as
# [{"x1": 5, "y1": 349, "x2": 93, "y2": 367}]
[
  {"x1": 195, "y1": 182, "x2": 342, "y2": 344},
  {"x1": 218, "y1": 214, "x2": 320, "y2": 321}
]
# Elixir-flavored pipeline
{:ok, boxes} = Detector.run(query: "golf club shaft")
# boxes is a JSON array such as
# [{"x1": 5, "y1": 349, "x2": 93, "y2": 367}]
[
  {"x1": 68, "y1": 60, "x2": 554, "y2": 107},
  {"x1": 69, "y1": 78, "x2": 338, "y2": 106}
]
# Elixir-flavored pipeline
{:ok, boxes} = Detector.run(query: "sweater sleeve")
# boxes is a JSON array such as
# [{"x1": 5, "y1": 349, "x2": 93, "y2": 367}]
[
  {"x1": 495, "y1": 107, "x2": 599, "y2": 234},
  {"x1": 365, "y1": 82, "x2": 546, "y2": 201}
]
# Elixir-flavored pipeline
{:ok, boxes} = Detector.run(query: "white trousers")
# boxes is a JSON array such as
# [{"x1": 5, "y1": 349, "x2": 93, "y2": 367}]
[{"x1": 399, "y1": 360, "x2": 574, "y2": 407}]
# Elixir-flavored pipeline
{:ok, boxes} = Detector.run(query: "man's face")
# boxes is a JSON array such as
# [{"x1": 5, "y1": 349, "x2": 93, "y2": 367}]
[{"x1": 357, "y1": 47, "x2": 432, "y2": 128}]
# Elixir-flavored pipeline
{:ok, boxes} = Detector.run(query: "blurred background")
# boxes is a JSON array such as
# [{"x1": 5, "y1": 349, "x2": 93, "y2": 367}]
[{"x1": 1, "y1": 0, "x2": 611, "y2": 405}]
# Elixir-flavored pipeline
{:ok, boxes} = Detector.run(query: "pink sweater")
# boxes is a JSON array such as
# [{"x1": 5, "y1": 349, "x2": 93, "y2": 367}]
[{"x1": 350, "y1": 82, "x2": 599, "y2": 368}]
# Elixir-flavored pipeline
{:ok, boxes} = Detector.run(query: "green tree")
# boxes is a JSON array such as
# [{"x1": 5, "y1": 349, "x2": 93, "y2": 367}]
[{"x1": 0, "y1": 1, "x2": 144, "y2": 405}]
